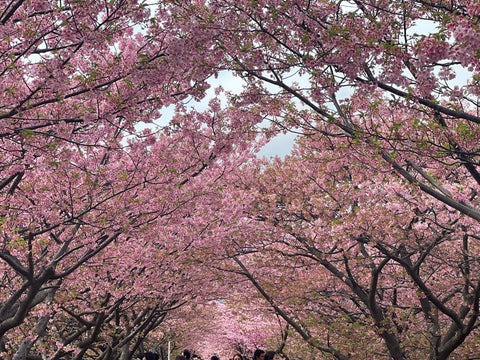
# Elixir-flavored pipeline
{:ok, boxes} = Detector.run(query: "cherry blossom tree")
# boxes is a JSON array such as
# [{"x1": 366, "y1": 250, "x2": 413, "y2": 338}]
[
  {"x1": 226, "y1": 144, "x2": 480, "y2": 359},
  {"x1": 0, "y1": 0, "x2": 271, "y2": 358},
  {"x1": 200, "y1": 0, "x2": 480, "y2": 223},
  {"x1": 157, "y1": 0, "x2": 480, "y2": 359},
  {"x1": 6, "y1": 0, "x2": 480, "y2": 359},
  {"x1": 0, "y1": 89, "x2": 269, "y2": 358}
]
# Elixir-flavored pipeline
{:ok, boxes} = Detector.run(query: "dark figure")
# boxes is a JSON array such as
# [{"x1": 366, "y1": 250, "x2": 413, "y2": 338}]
[
  {"x1": 211, "y1": 356, "x2": 220, "y2": 360},
  {"x1": 184, "y1": 350, "x2": 192, "y2": 360},
  {"x1": 253, "y1": 350, "x2": 265, "y2": 360},
  {"x1": 233, "y1": 354, "x2": 243, "y2": 360},
  {"x1": 264, "y1": 352, "x2": 275, "y2": 360},
  {"x1": 142, "y1": 353, "x2": 160, "y2": 360}
]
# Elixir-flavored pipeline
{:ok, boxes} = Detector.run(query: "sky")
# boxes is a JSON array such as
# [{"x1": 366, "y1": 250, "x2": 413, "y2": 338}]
[
  {"x1": 155, "y1": 70, "x2": 298, "y2": 159},
  {"x1": 208, "y1": 71, "x2": 298, "y2": 158},
  {"x1": 152, "y1": 16, "x2": 470, "y2": 160}
]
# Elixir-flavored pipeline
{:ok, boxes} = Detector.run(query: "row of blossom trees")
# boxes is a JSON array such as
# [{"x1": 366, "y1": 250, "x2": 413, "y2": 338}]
[
  {"x1": 172, "y1": 0, "x2": 480, "y2": 359},
  {"x1": 0, "y1": 0, "x2": 268, "y2": 358},
  {"x1": 3, "y1": 0, "x2": 480, "y2": 359}
]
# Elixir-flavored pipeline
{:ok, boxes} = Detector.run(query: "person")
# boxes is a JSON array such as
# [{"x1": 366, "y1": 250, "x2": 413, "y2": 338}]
[
  {"x1": 184, "y1": 350, "x2": 192, "y2": 360},
  {"x1": 233, "y1": 354, "x2": 243, "y2": 360},
  {"x1": 176, "y1": 356, "x2": 187, "y2": 360},
  {"x1": 253, "y1": 349, "x2": 265, "y2": 360},
  {"x1": 264, "y1": 351, "x2": 275, "y2": 360},
  {"x1": 142, "y1": 353, "x2": 160, "y2": 360}
]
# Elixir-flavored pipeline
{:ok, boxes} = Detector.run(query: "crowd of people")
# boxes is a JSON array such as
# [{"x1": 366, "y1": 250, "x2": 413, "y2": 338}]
[{"x1": 139, "y1": 348, "x2": 276, "y2": 360}]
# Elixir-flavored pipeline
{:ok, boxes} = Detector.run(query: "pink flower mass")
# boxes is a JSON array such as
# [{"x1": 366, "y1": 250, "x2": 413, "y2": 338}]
[{"x1": 1, "y1": 1, "x2": 480, "y2": 360}]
